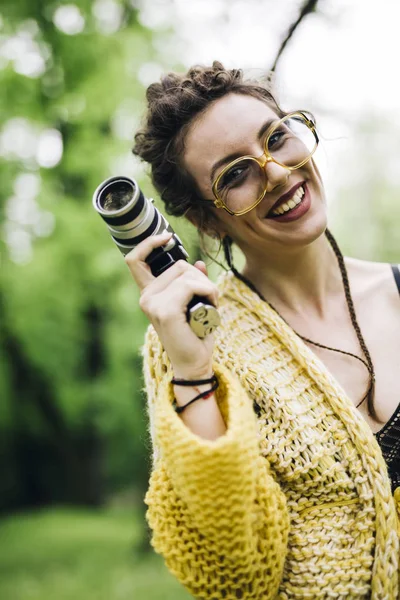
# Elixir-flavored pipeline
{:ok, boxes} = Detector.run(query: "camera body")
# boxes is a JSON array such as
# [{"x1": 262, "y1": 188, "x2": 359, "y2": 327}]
[{"x1": 93, "y1": 176, "x2": 220, "y2": 338}]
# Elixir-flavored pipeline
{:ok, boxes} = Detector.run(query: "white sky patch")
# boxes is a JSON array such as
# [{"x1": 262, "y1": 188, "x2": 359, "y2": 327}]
[
  {"x1": 137, "y1": 62, "x2": 164, "y2": 87},
  {"x1": 0, "y1": 118, "x2": 38, "y2": 161},
  {"x1": 3, "y1": 172, "x2": 55, "y2": 264},
  {"x1": 36, "y1": 129, "x2": 63, "y2": 168},
  {"x1": 6, "y1": 194, "x2": 38, "y2": 227},
  {"x1": 7, "y1": 173, "x2": 42, "y2": 228},
  {"x1": 0, "y1": 120, "x2": 63, "y2": 169},
  {"x1": 3, "y1": 224, "x2": 33, "y2": 264},
  {"x1": 0, "y1": 30, "x2": 46, "y2": 78},
  {"x1": 277, "y1": 0, "x2": 400, "y2": 119},
  {"x1": 14, "y1": 172, "x2": 41, "y2": 199},
  {"x1": 111, "y1": 103, "x2": 139, "y2": 140},
  {"x1": 53, "y1": 4, "x2": 85, "y2": 35},
  {"x1": 174, "y1": 0, "x2": 226, "y2": 21},
  {"x1": 92, "y1": 0, "x2": 124, "y2": 34},
  {"x1": 110, "y1": 153, "x2": 146, "y2": 180},
  {"x1": 137, "y1": 0, "x2": 171, "y2": 30}
]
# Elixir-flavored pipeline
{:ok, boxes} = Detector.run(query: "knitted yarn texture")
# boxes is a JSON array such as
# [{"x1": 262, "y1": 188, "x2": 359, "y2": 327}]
[{"x1": 143, "y1": 272, "x2": 399, "y2": 600}]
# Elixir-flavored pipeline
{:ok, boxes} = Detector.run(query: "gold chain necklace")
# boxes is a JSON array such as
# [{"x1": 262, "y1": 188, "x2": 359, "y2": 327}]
[{"x1": 223, "y1": 229, "x2": 377, "y2": 418}]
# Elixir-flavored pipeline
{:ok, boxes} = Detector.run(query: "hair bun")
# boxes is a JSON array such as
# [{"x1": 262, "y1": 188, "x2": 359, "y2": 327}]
[
  {"x1": 146, "y1": 73, "x2": 183, "y2": 105},
  {"x1": 145, "y1": 82, "x2": 164, "y2": 104}
]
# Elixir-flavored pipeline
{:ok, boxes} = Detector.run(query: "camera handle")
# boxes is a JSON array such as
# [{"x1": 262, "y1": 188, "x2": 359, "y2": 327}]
[{"x1": 146, "y1": 234, "x2": 220, "y2": 339}]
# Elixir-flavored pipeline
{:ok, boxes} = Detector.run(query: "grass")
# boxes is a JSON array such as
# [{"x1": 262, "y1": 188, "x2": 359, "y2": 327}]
[{"x1": 0, "y1": 507, "x2": 192, "y2": 600}]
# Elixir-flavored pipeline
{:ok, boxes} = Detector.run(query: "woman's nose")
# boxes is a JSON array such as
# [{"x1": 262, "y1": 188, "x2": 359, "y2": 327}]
[{"x1": 264, "y1": 161, "x2": 290, "y2": 193}]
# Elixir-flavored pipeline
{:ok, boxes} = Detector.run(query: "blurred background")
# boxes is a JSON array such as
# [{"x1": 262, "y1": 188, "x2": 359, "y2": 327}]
[{"x1": 0, "y1": 0, "x2": 399, "y2": 598}]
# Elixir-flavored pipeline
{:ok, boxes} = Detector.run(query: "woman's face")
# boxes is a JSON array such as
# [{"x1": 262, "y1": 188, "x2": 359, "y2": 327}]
[{"x1": 183, "y1": 93, "x2": 327, "y2": 257}]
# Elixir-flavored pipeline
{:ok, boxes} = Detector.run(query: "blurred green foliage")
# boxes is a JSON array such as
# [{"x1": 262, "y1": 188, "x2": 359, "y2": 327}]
[
  {"x1": 0, "y1": 508, "x2": 192, "y2": 600},
  {"x1": 329, "y1": 114, "x2": 400, "y2": 262},
  {"x1": 0, "y1": 0, "x2": 202, "y2": 514}
]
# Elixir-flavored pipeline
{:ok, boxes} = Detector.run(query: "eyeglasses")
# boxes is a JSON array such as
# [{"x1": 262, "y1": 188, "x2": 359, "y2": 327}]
[{"x1": 202, "y1": 111, "x2": 318, "y2": 217}]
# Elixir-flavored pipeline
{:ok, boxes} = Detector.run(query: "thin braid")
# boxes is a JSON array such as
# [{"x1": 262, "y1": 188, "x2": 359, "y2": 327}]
[
  {"x1": 223, "y1": 232, "x2": 378, "y2": 420},
  {"x1": 324, "y1": 229, "x2": 376, "y2": 416}
]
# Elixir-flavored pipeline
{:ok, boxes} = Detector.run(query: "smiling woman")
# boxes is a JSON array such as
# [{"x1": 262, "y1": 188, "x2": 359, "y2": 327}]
[
  {"x1": 126, "y1": 61, "x2": 400, "y2": 599},
  {"x1": 208, "y1": 110, "x2": 318, "y2": 216}
]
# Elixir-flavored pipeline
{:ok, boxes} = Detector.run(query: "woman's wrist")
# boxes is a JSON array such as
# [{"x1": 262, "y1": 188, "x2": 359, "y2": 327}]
[
  {"x1": 170, "y1": 367, "x2": 226, "y2": 440},
  {"x1": 172, "y1": 375, "x2": 219, "y2": 414},
  {"x1": 172, "y1": 368, "x2": 216, "y2": 410},
  {"x1": 171, "y1": 364, "x2": 214, "y2": 381}
]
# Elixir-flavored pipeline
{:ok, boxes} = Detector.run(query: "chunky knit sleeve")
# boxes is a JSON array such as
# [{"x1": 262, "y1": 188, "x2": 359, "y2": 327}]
[{"x1": 142, "y1": 326, "x2": 290, "y2": 600}]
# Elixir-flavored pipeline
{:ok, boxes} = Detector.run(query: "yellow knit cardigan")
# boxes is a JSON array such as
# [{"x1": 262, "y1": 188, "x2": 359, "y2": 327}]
[{"x1": 143, "y1": 271, "x2": 400, "y2": 600}]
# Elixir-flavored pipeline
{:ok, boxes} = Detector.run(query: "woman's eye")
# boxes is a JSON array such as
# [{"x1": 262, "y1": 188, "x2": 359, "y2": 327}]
[
  {"x1": 221, "y1": 164, "x2": 248, "y2": 188},
  {"x1": 268, "y1": 130, "x2": 285, "y2": 149}
]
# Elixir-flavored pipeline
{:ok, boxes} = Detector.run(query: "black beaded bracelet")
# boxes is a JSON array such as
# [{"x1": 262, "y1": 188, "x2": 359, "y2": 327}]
[
  {"x1": 172, "y1": 375, "x2": 219, "y2": 414},
  {"x1": 171, "y1": 374, "x2": 217, "y2": 387}
]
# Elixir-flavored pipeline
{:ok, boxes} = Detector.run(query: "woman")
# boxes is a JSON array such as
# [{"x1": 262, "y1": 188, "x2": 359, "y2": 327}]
[{"x1": 126, "y1": 62, "x2": 400, "y2": 599}]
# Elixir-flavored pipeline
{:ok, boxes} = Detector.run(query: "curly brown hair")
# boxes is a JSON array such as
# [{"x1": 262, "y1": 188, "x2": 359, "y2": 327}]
[{"x1": 132, "y1": 61, "x2": 284, "y2": 235}]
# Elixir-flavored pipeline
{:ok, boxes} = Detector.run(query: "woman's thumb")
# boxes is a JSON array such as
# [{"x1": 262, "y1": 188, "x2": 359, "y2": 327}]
[{"x1": 194, "y1": 260, "x2": 208, "y2": 276}]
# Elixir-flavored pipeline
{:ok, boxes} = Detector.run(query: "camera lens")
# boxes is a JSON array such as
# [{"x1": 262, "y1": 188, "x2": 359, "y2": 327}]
[
  {"x1": 100, "y1": 182, "x2": 134, "y2": 212},
  {"x1": 93, "y1": 175, "x2": 168, "y2": 255},
  {"x1": 93, "y1": 176, "x2": 146, "y2": 227}
]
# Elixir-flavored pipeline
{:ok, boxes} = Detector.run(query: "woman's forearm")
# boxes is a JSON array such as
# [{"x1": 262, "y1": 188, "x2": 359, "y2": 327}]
[{"x1": 173, "y1": 380, "x2": 227, "y2": 441}]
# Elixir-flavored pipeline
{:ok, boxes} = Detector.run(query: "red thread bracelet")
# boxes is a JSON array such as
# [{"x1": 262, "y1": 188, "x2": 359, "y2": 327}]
[{"x1": 172, "y1": 376, "x2": 219, "y2": 414}]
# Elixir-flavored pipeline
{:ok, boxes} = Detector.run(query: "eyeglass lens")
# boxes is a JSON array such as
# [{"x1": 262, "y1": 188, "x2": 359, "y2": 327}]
[{"x1": 215, "y1": 115, "x2": 316, "y2": 214}]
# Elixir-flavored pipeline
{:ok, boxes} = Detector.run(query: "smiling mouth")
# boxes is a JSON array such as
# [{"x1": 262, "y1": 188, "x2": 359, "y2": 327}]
[{"x1": 266, "y1": 183, "x2": 306, "y2": 218}]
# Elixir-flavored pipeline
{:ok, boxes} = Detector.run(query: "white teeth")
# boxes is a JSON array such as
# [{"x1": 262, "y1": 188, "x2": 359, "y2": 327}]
[
  {"x1": 271, "y1": 185, "x2": 305, "y2": 216},
  {"x1": 273, "y1": 205, "x2": 285, "y2": 215}
]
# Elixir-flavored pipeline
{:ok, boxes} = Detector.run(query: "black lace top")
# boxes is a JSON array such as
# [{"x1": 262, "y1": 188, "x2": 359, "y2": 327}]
[
  {"x1": 375, "y1": 409, "x2": 400, "y2": 493},
  {"x1": 374, "y1": 264, "x2": 400, "y2": 493}
]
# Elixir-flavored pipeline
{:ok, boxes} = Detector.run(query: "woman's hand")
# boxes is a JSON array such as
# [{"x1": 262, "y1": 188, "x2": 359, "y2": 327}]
[{"x1": 125, "y1": 231, "x2": 218, "y2": 379}]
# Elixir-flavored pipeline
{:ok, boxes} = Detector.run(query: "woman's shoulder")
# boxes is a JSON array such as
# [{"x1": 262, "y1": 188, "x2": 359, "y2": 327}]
[{"x1": 345, "y1": 256, "x2": 400, "y2": 303}]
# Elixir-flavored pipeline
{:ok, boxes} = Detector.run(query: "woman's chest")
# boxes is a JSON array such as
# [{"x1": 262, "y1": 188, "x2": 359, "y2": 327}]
[
  {"x1": 309, "y1": 343, "x2": 399, "y2": 434},
  {"x1": 307, "y1": 296, "x2": 400, "y2": 434}
]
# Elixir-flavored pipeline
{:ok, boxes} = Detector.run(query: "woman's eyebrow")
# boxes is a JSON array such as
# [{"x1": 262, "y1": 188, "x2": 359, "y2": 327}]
[
  {"x1": 257, "y1": 118, "x2": 276, "y2": 142},
  {"x1": 210, "y1": 117, "x2": 277, "y2": 184}
]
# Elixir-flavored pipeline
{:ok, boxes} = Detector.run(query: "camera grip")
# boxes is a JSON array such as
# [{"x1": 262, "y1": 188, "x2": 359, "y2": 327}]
[
  {"x1": 187, "y1": 296, "x2": 221, "y2": 339},
  {"x1": 146, "y1": 238, "x2": 220, "y2": 339},
  {"x1": 146, "y1": 233, "x2": 221, "y2": 339}
]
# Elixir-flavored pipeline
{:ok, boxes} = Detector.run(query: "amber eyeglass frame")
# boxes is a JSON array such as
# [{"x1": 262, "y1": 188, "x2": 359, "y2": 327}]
[{"x1": 207, "y1": 111, "x2": 319, "y2": 217}]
